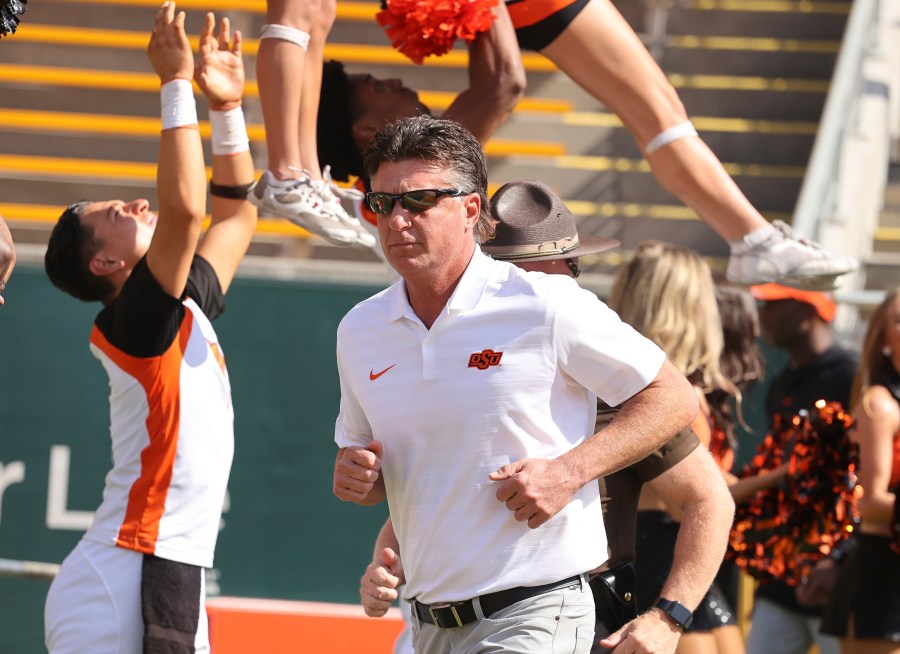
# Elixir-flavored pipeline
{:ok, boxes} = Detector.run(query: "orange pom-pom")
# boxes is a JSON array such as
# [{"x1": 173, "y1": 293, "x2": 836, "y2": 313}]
[
  {"x1": 377, "y1": 0, "x2": 498, "y2": 64},
  {"x1": 727, "y1": 402, "x2": 860, "y2": 586}
]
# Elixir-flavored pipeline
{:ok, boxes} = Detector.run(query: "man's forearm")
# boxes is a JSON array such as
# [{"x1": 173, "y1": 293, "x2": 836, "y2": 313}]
[
  {"x1": 659, "y1": 454, "x2": 734, "y2": 609},
  {"x1": 561, "y1": 359, "x2": 698, "y2": 486}
]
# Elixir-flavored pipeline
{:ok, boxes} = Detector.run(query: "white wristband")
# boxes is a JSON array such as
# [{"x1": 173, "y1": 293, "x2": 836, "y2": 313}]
[
  {"x1": 160, "y1": 79, "x2": 198, "y2": 130},
  {"x1": 644, "y1": 121, "x2": 698, "y2": 155},
  {"x1": 210, "y1": 106, "x2": 249, "y2": 155}
]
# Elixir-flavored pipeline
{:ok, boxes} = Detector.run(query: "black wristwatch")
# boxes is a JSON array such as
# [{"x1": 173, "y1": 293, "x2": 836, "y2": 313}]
[{"x1": 655, "y1": 598, "x2": 693, "y2": 630}]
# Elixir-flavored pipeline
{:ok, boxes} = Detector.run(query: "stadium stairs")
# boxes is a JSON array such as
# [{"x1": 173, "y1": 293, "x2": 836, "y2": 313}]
[
  {"x1": 0, "y1": 0, "x2": 858, "y2": 294},
  {"x1": 0, "y1": 1, "x2": 875, "y2": 650},
  {"x1": 866, "y1": 162, "x2": 900, "y2": 293}
]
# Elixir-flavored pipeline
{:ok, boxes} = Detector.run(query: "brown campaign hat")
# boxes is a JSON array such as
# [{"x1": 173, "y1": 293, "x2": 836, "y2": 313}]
[{"x1": 484, "y1": 181, "x2": 620, "y2": 262}]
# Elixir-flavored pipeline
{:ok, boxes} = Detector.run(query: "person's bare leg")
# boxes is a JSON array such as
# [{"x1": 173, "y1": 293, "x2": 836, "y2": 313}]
[
  {"x1": 538, "y1": 0, "x2": 856, "y2": 287},
  {"x1": 842, "y1": 639, "x2": 900, "y2": 654},
  {"x1": 539, "y1": 0, "x2": 762, "y2": 241},
  {"x1": 677, "y1": 631, "x2": 722, "y2": 654},
  {"x1": 298, "y1": 0, "x2": 334, "y2": 181},
  {"x1": 292, "y1": 0, "x2": 373, "y2": 243},
  {"x1": 711, "y1": 625, "x2": 746, "y2": 654},
  {"x1": 257, "y1": 0, "x2": 315, "y2": 181},
  {"x1": 252, "y1": 0, "x2": 371, "y2": 246}
]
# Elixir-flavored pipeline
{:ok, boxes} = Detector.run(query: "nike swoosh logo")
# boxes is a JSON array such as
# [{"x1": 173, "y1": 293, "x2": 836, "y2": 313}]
[{"x1": 369, "y1": 364, "x2": 396, "y2": 381}]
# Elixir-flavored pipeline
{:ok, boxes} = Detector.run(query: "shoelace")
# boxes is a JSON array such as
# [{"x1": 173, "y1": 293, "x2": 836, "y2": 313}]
[
  {"x1": 315, "y1": 167, "x2": 370, "y2": 230},
  {"x1": 277, "y1": 167, "x2": 321, "y2": 208},
  {"x1": 771, "y1": 220, "x2": 821, "y2": 251},
  {"x1": 323, "y1": 165, "x2": 365, "y2": 201}
]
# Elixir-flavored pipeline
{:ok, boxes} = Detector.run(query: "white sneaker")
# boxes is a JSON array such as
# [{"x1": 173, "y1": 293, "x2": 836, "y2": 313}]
[
  {"x1": 322, "y1": 165, "x2": 365, "y2": 203},
  {"x1": 249, "y1": 170, "x2": 360, "y2": 247},
  {"x1": 726, "y1": 220, "x2": 858, "y2": 291},
  {"x1": 313, "y1": 166, "x2": 376, "y2": 249}
]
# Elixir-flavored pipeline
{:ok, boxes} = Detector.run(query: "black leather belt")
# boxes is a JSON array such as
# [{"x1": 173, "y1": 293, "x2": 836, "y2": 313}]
[{"x1": 412, "y1": 574, "x2": 584, "y2": 629}]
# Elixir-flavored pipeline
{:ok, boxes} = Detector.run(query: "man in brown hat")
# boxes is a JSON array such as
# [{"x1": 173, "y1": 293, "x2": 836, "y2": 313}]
[
  {"x1": 357, "y1": 178, "x2": 734, "y2": 654},
  {"x1": 332, "y1": 116, "x2": 699, "y2": 653},
  {"x1": 482, "y1": 179, "x2": 619, "y2": 278}
]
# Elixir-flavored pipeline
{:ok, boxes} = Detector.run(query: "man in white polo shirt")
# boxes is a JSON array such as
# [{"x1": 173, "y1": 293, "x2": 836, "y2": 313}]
[{"x1": 332, "y1": 115, "x2": 699, "y2": 653}]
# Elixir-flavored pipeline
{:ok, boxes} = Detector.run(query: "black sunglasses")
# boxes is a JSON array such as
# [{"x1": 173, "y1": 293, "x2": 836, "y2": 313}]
[
  {"x1": 566, "y1": 258, "x2": 581, "y2": 278},
  {"x1": 365, "y1": 188, "x2": 469, "y2": 215}
]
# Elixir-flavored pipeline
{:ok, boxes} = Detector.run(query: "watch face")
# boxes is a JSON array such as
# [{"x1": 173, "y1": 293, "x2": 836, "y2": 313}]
[
  {"x1": 669, "y1": 603, "x2": 692, "y2": 626},
  {"x1": 658, "y1": 599, "x2": 693, "y2": 629}
]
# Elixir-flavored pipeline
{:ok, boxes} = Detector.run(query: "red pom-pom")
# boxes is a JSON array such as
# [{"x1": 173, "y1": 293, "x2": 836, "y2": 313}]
[{"x1": 377, "y1": 0, "x2": 498, "y2": 64}]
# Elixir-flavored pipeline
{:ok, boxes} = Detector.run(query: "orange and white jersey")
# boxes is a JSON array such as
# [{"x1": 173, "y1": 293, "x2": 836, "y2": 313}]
[{"x1": 83, "y1": 257, "x2": 234, "y2": 568}]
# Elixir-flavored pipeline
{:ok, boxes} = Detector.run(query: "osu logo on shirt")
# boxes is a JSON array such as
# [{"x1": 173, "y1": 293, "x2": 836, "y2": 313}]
[{"x1": 468, "y1": 349, "x2": 503, "y2": 370}]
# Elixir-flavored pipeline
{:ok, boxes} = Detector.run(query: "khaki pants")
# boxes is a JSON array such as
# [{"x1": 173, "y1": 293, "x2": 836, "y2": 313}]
[{"x1": 411, "y1": 577, "x2": 595, "y2": 654}]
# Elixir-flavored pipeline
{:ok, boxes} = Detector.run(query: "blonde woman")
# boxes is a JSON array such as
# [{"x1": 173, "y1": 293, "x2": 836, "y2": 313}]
[
  {"x1": 821, "y1": 287, "x2": 900, "y2": 653},
  {"x1": 610, "y1": 241, "x2": 746, "y2": 654}
]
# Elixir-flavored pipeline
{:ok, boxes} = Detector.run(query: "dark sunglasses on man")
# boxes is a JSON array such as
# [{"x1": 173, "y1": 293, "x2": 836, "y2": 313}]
[{"x1": 365, "y1": 188, "x2": 469, "y2": 215}]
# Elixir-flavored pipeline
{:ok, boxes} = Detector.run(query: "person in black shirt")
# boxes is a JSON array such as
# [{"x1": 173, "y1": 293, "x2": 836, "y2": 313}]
[{"x1": 744, "y1": 283, "x2": 859, "y2": 654}]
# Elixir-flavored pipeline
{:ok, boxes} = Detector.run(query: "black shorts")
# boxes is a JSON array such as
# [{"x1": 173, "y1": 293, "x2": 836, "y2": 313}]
[
  {"x1": 505, "y1": 0, "x2": 591, "y2": 51},
  {"x1": 821, "y1": 533, "x2": 900, "y2": 641},
  {"x1": 635, "y1": 510, "x2": 737, "y2": 632}
]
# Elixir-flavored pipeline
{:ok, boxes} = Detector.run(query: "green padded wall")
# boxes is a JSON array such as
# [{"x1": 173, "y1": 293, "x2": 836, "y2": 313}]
[
  {"x1": 0, "y1": 265, "x2": 389, "y2": 653},
  {"x1": 0, "y1": 265, "x2": 784, "y2": 653}
]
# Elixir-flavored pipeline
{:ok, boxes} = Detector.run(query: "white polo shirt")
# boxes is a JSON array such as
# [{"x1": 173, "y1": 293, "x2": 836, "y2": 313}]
[{"x1": 335, "y1": 248, "x2": 665, "y2": 604}]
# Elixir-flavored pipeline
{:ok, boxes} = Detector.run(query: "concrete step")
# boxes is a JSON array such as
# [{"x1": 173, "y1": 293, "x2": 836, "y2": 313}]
[
  {"x1": 496, "y1": 117, "x2": 816, "y2": 166},
  {"x1": 677, "y1": 86, "x2": 826, "y2": 121},
  {"x1": 872, "y1": 229, "x2": 900, "y2": 255},
  {"x1": 0, "y1": 59, "x2": 823, "y2": 172},
  {"x1": 0, "y1": 25, "x2": 833, "y2": 126},
  {"x1": 886, "y1": 190, "x2": 900, "y2": 211},
  {"x1": 580, "y1": 214, "x2": 727, "y2": 256},
  {"x1": 659, "y1": 46, "x2": 837, "y2": 79},
  {"x1": 864, "y1": 253, "x2": 900, "y2": 292},
  {"x1": 666, "y1": 6, "x2": 850, "y2": 40},
  {"x1": 0, "y1": 0, "x2": 850, "y2": 274},
  {"x1": 0, "y1": 175, "x2": 157, "y2": 208},
  {"x1": 23, "y1": 0, "x2": 258, "y2": 32},
  {"x1": 0, "y1": 106, "x2": 561, "y2": 161},
  {"x1": 488, "y1": 160, "x2": 802, "y2": 213},
  {"x1": 883, "y1": 166, "x2": 900, "y2": 208},
  {"x1": 0, "y1": 130, "x2": 162, "y2": 164},
  {"x1": 6, "y1": 21, "x2": 840, "y2": 89},
  {"x1": 0, "y1": 38, "x2": 156, "y2": 73},
  {"x1": 879, "y1": 208, "x2": 900, "y2": 229}
]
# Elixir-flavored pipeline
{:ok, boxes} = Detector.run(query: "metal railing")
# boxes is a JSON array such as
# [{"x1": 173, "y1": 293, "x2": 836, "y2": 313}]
[
  {"x1": 0, "y1": 557, "x2": 60, "y2": 581},
  {"x1": 791, "y1": 0, "x2": 900, "y2": 334}
]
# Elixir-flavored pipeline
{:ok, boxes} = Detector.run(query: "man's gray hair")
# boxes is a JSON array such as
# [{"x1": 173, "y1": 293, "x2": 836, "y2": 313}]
[{"x1": 363, "y1": 115, "x2": 494, "y2": 243}]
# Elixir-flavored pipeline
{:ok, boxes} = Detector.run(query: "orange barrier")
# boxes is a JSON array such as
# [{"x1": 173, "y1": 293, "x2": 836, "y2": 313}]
[{"x1": 206, "y1": 597, "x2": 405, "y2": 654}]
